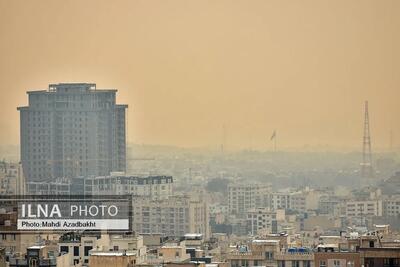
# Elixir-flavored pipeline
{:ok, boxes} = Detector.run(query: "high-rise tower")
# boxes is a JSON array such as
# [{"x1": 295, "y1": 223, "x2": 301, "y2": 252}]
[
  {"x1": 18, "y1": 83, "x2": 127, "y2": 181},
  {"x1": 361, "y1": 101, "x2": 373, "y2": 179}
]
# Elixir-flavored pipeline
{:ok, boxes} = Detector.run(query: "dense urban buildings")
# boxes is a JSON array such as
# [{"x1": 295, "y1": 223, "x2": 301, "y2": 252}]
[{"x1": 18, "y1": 83, "x2": 127, "y2": 182}]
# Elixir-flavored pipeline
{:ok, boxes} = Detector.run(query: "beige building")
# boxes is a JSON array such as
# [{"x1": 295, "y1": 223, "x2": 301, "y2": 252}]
[
  {"x1": 0, "y1": 211, "x2": 37, "y2": 254},
  {"x1": 246, "y1": 208, "x2": 285, "y2": 235},
  {"x1": 0, "y1": 162, "x2": 25, "y2": 195},
  {"x1": 346, "y1": 200, "x2": 383, "y2": 217},
  {"x1": 275, "y1": 251, "x2": 314, "y2": 267},
  {"x1": 132, "y1": 195, "x2": 210, "y2": 238},
  {"x1": 158, "y1": 241, "x2": 191, "y2": 263},
  {"x1": 227, "y1": 239, "x2": 280, "y2": 267},
  {"x1": 90, "y1": 251, "x2": 137, "y2": 267}
]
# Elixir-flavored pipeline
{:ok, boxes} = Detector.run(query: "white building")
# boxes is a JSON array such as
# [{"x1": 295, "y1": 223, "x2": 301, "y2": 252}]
[
  {"x1": 228, "y1": 183, "x2": 271, "y2": 216},
  {"x1": 86, "y1": 175, "x2": 173, "y2": 200}
]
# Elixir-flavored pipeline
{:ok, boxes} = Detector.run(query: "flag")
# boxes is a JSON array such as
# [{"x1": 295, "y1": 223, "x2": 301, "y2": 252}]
[{"x1": 270, "y1": 130, "x2": 276, "y2": 141}]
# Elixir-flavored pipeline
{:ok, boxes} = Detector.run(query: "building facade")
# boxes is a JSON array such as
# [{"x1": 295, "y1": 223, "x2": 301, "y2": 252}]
[
  {"x1": 346, "y1": 200, "x2": 383, "y2": 218},
  {"x1": 131, "y1": 196, "x2": 209, "y2": 238},
  {"x1": 228, "y1": 183, "x2": 271, "y2": 216},
  {"x1": 18, "y1": 83, "x2": 127, "y2": 181},
  {"x1": 246, "y1": 208, "x2": 285, "y2": 235},
  {"x1": 85, "y1": 175, "x2": 173, "y2": 200}
]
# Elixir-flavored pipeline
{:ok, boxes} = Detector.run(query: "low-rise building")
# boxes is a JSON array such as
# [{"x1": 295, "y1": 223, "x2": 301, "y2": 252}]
[{"x1": 227, "y1": 239, "x2": 280, "y2": 267}]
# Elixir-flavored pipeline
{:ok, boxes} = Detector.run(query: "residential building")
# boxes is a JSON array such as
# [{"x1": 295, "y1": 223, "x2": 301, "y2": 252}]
[
  {"x1": 58, "y1": 232, "x2": 108, "y2": 266},
  {"x1": 132, "y1": 195, "x2": 210, "y2": 238},
  {"x1": 383, "y1": 196, "x2": 400, "y2": 217},
  {"x1": 0, "y1": 210, "x2": 37, "y2": 254},
  {"x1": 85, "y1": 174, "x2": 173, "y2": 199},
  {"x1": 246, "y1": 208, "x2": 285, "y2": 235},
  {"x1": 346, "y1": 200, "x2": 383, "y2": 218},
  {"x1": 227, "y1": 239, "x2": 280, "y2": 267},
  {"x1": 0, "y1": 162, "x2": 25, "y2": 195},
  {"x1": 269, "y1": 192, "x2": 291, "y2": 211},
  {"x1": 228, "y1": 183, "x2": 271, "y2": 216},
  {"x1": 275, "y1": 248, "x2": 314, "y2": 267},
  {"x1": 8, "y1": 245, "x2": 58, "y2": 267}
]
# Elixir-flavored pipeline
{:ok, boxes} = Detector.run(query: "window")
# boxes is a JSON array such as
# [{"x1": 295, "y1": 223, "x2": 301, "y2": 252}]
[
  {"x1": 347, "y1": 261, "x2": 354, "y2": 267},
  {"x1": 73, "y1": 246, "x2": 79, "y2": 256},
  {"x1": 265, "y1": 251, "x2": 273, "y2": 260},
  {"x1": 84, "y1": 246, "x2": 92, "y2": 256},
  {"x1": 292, "y1": 261, "x2": 300, "y2": 267},
  {"x1": 60, "y1": 246, "x2": 69, "y2": 253},
  {"x1": 334, "y1": 260, "x2": 341, "y2": 267},
  {"x1": 304, "y1": 261, "x2": 311, "y2": 267},
  {"x1": 320, "y1": 261, "x2": 326, "y2": 267}
]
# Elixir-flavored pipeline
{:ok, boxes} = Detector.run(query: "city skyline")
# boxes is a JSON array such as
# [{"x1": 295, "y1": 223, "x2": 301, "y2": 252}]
[{"x1": 0, "y1": 0, "x2": 399, "y2": 150}]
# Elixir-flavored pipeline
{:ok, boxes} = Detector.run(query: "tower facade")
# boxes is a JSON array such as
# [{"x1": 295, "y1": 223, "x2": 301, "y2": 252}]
[
  {"x1": 361, "y1": 100, "x2": 373, "y2": 179},
  {"x1": 18, "y1": 83, "x2": 127, "y2": 181}
]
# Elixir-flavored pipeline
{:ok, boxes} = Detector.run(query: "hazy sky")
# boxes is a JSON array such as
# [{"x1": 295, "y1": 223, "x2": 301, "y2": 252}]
[{"x1": 0, "y1": 0, "x2": 399, "y2": 151}]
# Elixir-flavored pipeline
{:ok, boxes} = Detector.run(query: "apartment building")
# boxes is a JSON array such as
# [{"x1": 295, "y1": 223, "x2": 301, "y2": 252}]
[
  {"x1": 228, "y1": 183, "x2": 271, "y2": 216},
  {"x1": 246, "y1": 208, "x2": 285, "y2": 235},
  {"x1": 318, "y1": 196, "x2": 343, "y2": 216},
  {"x1": 275, "y1": 249, "x2": 314, "y2": 267},
  {"x1": 0, "y1": 162, "x2": 25, "y2": 195},
  {"x1": 269, "y1": 192, "x2": 291, "y2": 211},
  {"x1": 0, "y1": 210, "x2": 37, "y2": 254},
  {"x1": 346, "y1": 200, "x2": 383, "y2": 217},
  {"x1": 383, "y1": 196, "x2": 400, "y2": 217},
  {"x1": 87, "y1": 233, "x2": 147, "y2": 267},
  {"x1": 85, "y1": 174, "x2": 173, "y2": 199},
  {"x1": 227, "y1": 239, "x2": 280, "y2": 267},
  {"x1": 131, "y1": 195, "x2": 210, "y2": 238}
]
